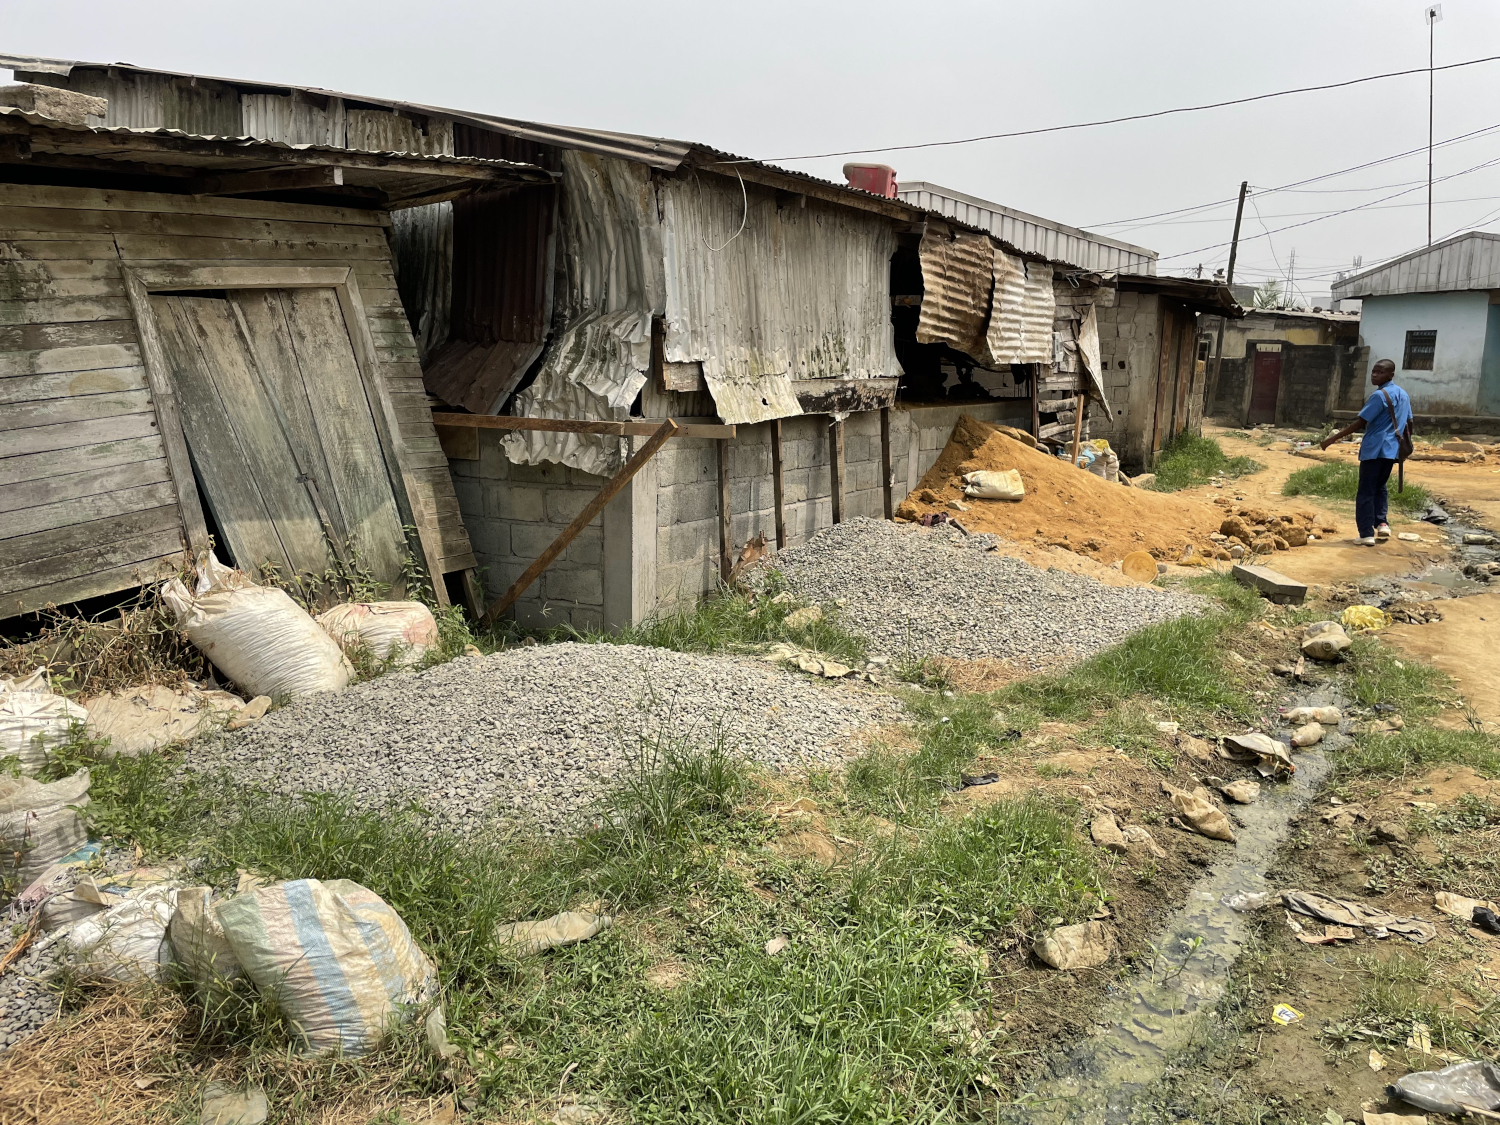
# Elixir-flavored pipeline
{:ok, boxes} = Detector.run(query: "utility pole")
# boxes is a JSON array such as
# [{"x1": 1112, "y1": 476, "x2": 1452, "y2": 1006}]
[
  {"x1": 1428, "y1": 4, "x2": 1442, "y2": 246},
  {"x1": 1207, "y1": 181, "x2": 1250, "y2": 417},
  {"x1": 1287, "y1": 247, "x2": 1297, "y2": 308}
]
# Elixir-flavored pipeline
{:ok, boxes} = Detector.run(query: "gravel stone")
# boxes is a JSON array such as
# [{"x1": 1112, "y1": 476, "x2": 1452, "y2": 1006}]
[
  {"x1": 182, "y1": 643, "x2": 899, "y2": 836},
  {"x1": 769, "y1": 517, "x2": 1203, "y2": 666}
]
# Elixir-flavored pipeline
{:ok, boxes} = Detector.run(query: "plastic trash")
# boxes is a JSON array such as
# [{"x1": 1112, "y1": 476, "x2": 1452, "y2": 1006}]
[
  {"x1": 1281, "y1": 890, "x2": 1436, "y2": 944},
  {"x1": 315, "y1": 602, "x2": 439, "y2": 668},
  {"x1": 496, "y1": 910, "x2": 613, "y2": 956},
  {"x1": 1223, "y1": 891, "x2": 1274, "y2": 912},
  {"x1": 961, "y1": 469, "x2": 1025, "y2": 501},
  {"x1": 162, "y1": 554, "x2": 352, "y2": 699},
  {"x1": 1341, "y1": 605, "x2": 1391, "y2": 631},
  {"x1": 1301, "y1": 621, "x2": 1352, "y2": 661},
  {"x1": 1283, "y1": 705, "x2": 1341, "y2": 725},
  {"x1": 1391, "y1": 1059, "x2": 1500, "y2": 1115},
  {"x1": 216, "y1": 878, "x2": 436, "y2": 1056},
  {"x1": 0, "y1": 768, "x2": 91, "y2": 887},
  {"x1": 66, "y1": 883, "x2": 180, "y2": 981},
  {"x1": 0, "y1": 668, "x2": 88, "y2": 776},
  {"x1": 84, "y1": 684, "x2": 248, "y2": 757}
]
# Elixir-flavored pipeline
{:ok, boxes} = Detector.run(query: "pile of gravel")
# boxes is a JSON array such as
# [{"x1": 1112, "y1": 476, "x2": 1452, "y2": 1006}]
[
  {"x1": 770, "y1": 517, "x2": 1203, "y2": 666},
  {"x1": 182, "y1": 643, "x2": 899, "y2": 835}
]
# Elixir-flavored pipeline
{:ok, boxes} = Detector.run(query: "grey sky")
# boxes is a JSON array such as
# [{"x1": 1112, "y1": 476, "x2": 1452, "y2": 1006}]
[{"x1": 7, "y1": 0, "x2": 1500, "y2": 304}]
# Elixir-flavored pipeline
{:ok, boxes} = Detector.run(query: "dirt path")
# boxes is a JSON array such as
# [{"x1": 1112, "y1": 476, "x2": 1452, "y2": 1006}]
[{"x1": 1385, "y1": 590, "x2": 1500, "y2": 730}]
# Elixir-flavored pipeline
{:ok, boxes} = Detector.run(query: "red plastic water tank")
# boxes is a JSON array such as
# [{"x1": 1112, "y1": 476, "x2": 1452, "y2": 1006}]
[{"x1": 842, "y1": 163, "x2": 898, "y2": 198}]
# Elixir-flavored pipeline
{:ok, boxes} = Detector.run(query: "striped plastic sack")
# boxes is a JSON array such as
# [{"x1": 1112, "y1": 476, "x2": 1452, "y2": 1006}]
[{"x1": 215, "y1": 878, "x2": 436, "y2": 1056}]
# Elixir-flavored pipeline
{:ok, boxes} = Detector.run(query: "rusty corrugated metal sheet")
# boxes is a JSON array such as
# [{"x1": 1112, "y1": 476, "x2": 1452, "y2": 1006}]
[
  {"x1": 897, "y1": 181, "x2": 1157, "y2": 275},
  {"x1": 390, "y1": 201, "x2": 452, "y2": 363},
  {"x1": 503, "y1": 152, "x2": 664, "y2": 474},
  {"x1": 983, "y1": 249, "x2": 1028, "y2": 365},
  {"x1": 660, "y1": 170, "x2": 899, "y2": 425},
  {"x1": 1019, "y1": 262, "x2": 1056, "y2": 363},
  {"x1": 914, "y1": 226, "x2": 992, "y2": 363}
]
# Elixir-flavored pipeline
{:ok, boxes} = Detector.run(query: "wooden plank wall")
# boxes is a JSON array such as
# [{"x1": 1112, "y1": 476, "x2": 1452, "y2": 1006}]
[{"x1": 0, "y1": 183, "x2": 474, "y2": 618}]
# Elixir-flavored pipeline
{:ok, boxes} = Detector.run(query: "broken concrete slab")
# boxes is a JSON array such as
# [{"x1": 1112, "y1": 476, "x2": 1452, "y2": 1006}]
[
  {"x1": 1231, "y1": 563, "x2": 1308, "y2": 605},
  {"x1": 0, "y1": 83, "x2": 108, "y2": 125}
]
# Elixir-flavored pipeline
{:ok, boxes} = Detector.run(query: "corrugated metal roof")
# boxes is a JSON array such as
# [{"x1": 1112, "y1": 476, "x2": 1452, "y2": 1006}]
[
  {"x1": 984, "y1": 250, "x2": 1028, "y2": 365},
  {"x1": 914, "y1": 227, "x2": 993, "y2": 361},
  {"x1": 1330, "y1": 231, "x2": 1500, "y2": 298},
  {"x1": 897, "y1": 181, "x2": 1158, "y2": 275},
  {"x1": 1, "y1": 53, "x2": 696, "y2": 169},
  {"x1": 660, "y1": 170, "x2": 899, "y2": 425}
]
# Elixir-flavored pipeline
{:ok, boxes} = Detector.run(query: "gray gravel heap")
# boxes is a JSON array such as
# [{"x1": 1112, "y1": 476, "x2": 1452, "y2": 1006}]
[
  {"x1": 769, "y1": 517, "x2": 1204, "y2": 666},
  {"x1": 182, "y1": 643, "x2": 899, "y2": 835}
]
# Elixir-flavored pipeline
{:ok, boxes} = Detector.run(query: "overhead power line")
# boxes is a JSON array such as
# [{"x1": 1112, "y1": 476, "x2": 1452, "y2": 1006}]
[{"x1": 727, "y1": 53, "x2": 1500, "y2": 164}]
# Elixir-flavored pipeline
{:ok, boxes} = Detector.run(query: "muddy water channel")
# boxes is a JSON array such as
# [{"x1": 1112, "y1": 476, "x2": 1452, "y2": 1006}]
[{"x1": 1007, "y1": 708, "x2": 1343, "y2": 1124}]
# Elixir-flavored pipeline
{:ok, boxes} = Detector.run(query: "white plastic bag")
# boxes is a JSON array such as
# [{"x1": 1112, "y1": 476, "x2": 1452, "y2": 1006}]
[
  {"x1": 66, "y1": 883, "x2": 179, "y2": 981},
  {"x1": 216, "y1": 878, "x2": 436, "y2": 1056},
  {"x1": 162, "y1": 555, "x2": 351, "y2": 699},
  {"x1": 0, "y1": 668, "x2": 88, "y2": 776},
  {"x1": 961, "y1": 469, "x2": 1025, "y2": 501},
  {"x1": 316, "y1": 602, "x2": 438, "y2": 668},
  {"x1": 169, "y1": 886, "x2": 242, "y2": 984},
  {"x1": 0, "y1": 768, "x2": 90, "y2": 887}
]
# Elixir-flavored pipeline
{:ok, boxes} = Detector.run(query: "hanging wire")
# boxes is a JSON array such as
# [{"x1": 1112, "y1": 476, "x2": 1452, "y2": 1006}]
[{"x1": 702, "y1": 167, "x2": 749, "y2": 253}]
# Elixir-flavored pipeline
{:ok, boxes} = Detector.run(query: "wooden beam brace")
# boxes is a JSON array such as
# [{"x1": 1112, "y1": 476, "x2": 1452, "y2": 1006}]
[
  {"x1": 430, "y1": 411, "x2": 735, "y2": 440},
  {"x1": 479, "y1": 419, "x2": 677, "y2": 626},
  {"x1": 717, "y1": 437, "x2": 732, "y2": 584},
  {"x1": 879, "y1": 406, "x2": 893, "y2": 520},
  {"x1": 770, "y1": 418, "x2": 786, "y2": 550},
  {"x1": 829, "y1": 419, "x2": 846, "y2": 525},
  {"x1": 190, "y1": 165, "x2": 344, "y2": 197}
]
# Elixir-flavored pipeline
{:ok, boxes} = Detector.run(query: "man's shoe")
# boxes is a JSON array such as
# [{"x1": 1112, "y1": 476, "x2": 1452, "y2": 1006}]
[
  {"x1": 1356, "y1": 536, "x2": 1377, "y2": 546},
  {"x1": 1375, "y1": 523, "x2": 1391, "y2": 542}
]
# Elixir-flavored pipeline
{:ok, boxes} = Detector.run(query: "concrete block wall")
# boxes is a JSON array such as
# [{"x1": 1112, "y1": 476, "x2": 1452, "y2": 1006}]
[
  {"x1": 1092, "y1": 291, "x2": 1162, "y2": 471},
  {"x1": 448, "y1": 400, "x2": 1024, "y2": 627},
  {"x1": 449, "y1": 430, "x2": 610, "y2": 631}
]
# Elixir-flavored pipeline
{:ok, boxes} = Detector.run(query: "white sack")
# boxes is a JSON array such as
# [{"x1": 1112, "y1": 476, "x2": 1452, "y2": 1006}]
[
  {"x1": 84, "y1": 684, "x2": 247, "y2": 757},
  {"x1": 67, "y1": 884, "x2": 179, "y2": 981},
  {"x1": 0, "y1": 668, "x2": 88, "y2": 776},
  {"x1": 162, "y1": 555, "x2": 351, "y2": 699},
  {"x1": 961, "y1": 469, "x2": 1025, "y2": 501},
  {"x1": 316, "y1": 602, "x2": 438, "y2": 668},
  {"x1": 0, "y1": 768, "x2": 90, "y2": 887}
]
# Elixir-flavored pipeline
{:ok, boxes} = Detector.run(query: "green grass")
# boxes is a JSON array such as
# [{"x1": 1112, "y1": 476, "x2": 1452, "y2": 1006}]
[
  {"x1": 43, "y1": 715, "x2": 1098, "y2": 1123},
  {"x1": 1282, "y1": 460, "x2": 1431, "y2": 514},
  {"x1": 1149, "y1": 432, "x2": 1263, "y2": 492}
]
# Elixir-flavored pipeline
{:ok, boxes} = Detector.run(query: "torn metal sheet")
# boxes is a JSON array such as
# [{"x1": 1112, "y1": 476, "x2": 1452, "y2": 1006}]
[
  {"x1": 1075, "y1": 302, "x2": 1113, "y2": 421},
  {"x1": 660, "y1": 171, "x2": 899, "y2": 424},
  {"x1": 503, "y1": 152, "x2": 664, "y2": 472},
  {"x1": 983, "y1": 249, "x2": 1028, "y2": 366},
  {"x1": 1018, "y1": 262, "x2": 1055, "y2": 364},
  {"x1": 914, "y1": 225, "x2": 993, "y2": 363},
  {"x1": 389, "y1": 201, "x2": 451, "y2": 365}
]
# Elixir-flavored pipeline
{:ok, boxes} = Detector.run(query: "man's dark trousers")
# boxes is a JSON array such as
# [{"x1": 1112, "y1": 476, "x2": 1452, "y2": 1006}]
[{"x1": 1356, "y1": 457, "x2": 1396, "y2": 538}]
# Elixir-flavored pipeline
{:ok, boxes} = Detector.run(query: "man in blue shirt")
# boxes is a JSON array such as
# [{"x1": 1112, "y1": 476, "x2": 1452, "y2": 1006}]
[{"x1": 1320, "y1": 359, "x2": 1413, "y2": 545}]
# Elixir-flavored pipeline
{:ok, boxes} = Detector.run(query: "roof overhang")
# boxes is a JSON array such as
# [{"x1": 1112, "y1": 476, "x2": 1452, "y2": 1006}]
[
  {"x1": 0, "y1": 106, "x2": 553, "y2": 208},
  {"x1": 1114, "y1": 274, "x2": 1244, "y2": 317}
]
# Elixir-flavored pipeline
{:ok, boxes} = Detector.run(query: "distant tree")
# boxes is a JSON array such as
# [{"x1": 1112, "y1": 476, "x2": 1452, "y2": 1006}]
[{"x1": 1253, "y1": 280, "x2": 1283, "y2": 309}]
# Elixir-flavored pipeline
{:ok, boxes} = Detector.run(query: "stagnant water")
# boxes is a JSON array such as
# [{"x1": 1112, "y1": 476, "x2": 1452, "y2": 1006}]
[{"x1": 1004, "y1": 702, "x2": 1342, "y2": 1124}]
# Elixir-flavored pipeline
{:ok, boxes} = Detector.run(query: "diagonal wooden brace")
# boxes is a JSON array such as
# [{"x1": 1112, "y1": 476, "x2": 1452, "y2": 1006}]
[{"x1": 479, "y1": 418, "x2": 677, "y2": 626}]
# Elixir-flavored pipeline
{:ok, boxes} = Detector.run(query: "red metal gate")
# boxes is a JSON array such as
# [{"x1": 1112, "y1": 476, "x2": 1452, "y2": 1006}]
[{"x1": 1248, "y1": 347, "x2": 1281, "y2": 425}]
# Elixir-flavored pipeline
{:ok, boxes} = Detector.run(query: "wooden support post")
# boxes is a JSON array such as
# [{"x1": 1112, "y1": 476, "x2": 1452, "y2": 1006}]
[
  {"x1": 717, "y1": 437, "x2": 732, "y2": 584},
  {"x1": 770, "y1": 418, "x2": 786, "y2": 550},
  {"x1": 480, "y1": 419, "x2": 677, "y2": 625},
  {"x1": 459, "y1": 568, "x2": 485, "y2": 619},
  {"x1": 829, "y1": 418, "x2": 846, "y2": 524},
  {"x1": 1030, "y1": 367, "x2": 1041, "y2": 439},
  {"x1": 1069, "y1": 392, "x2": 1086, "y2": 468},
  {"x1": 879, "y1": 406, "x2": 894, "y2": 520}
]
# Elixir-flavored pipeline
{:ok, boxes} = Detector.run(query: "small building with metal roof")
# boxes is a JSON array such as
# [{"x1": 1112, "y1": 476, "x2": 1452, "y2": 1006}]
[{"x1": 1332, "y1": 232, "x2": 1500, "y2": 418}]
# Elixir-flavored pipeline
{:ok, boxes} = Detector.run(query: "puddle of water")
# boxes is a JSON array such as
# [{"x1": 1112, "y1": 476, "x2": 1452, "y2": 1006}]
[{"x1": 1005, "y1": 705, "x2": 1341, "y2": 1124}]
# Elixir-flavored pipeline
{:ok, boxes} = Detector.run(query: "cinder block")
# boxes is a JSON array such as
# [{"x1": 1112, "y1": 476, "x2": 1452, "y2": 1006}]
[
  {"x1": 466, "y1": 518, "x2": 510, "y2": 561},
  {"x1": 477, "y1": 432, "x2": 511, "y2": 480},
  {"x1": 452, "y1": 478, "x2": 483, "y2": 518},
  {"x1": 487, "y1": 484, "x2": 546, "y2": 523},
  {"x1": 665, "y1": 520, "x2": 714, "y2": 564},
  {"x1": 511, "y1": 521, "x2": 560, "y2": 559},
  {"x1": 782, "y1": 467, "x2": 811, "y2": 505},
  {"x1": 547, "y1": 487, "x2": 604, "y2": 526},
  {"x1": 569, "y1": 605, "x2": 604, "y2": 632},
  {"x1": 546, "y1": 566, "x2": 603, "y2": 605},
  {"x1": 659, "y1": 480, "x2": 720, "y2": 526},
  {"x1": 730, "y1": 440, "x2": 771, "y2": 478},
  {"x1": 566, "y1": 527, "x2": 603, "y2": 566},
  {"x1": 850, "y1": 459, "x2": 879, "y2": 492}
]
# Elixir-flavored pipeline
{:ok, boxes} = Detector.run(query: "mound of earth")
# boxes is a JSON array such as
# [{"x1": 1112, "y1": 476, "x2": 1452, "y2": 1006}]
[{"x1": 895, "y1": 415, "x2": 1328, "y2": 566}]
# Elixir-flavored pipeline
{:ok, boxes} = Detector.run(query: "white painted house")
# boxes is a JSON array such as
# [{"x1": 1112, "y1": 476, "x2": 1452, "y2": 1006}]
[{"x1": 1331, "y1": 232, "x2": 1500, "y2": 417}]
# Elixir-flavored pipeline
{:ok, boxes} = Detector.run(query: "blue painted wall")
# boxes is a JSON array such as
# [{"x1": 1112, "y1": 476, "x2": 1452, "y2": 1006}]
[{"x1": 1358, "y1": 291, "x2": 1490, "y2": 413}]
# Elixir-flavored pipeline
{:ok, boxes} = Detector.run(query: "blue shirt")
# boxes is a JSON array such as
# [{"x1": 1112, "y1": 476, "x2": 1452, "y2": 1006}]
[{"x1": 1357, "y1": 382, "x2": 1412, "y2": 461}]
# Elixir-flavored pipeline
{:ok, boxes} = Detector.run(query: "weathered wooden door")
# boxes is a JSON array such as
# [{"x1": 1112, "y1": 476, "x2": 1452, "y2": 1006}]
[
  {"x1": 1152, "y1": 304, "x2": 1182, "y2": 455},
  {"x1": 1248, "y1": 345, "x2": 1282, "y2": 425},
  {"x1": 151, "y1": 289, "x2": 406, "y2": 591}
]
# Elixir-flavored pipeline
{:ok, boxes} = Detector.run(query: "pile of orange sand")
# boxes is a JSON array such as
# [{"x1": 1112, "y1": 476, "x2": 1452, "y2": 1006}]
[{"x1": 894, "y1": 415, "x2": 1233, "y2": 564}]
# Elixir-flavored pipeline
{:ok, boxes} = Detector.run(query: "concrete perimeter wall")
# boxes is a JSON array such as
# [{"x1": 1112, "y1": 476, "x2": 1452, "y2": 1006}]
[
  {"x1": 449, "y1": 401, "x2": 1024, "y2": 628},
  {"x1": 1092, "y1": 291, "x2": 1161, "y2": 471}
]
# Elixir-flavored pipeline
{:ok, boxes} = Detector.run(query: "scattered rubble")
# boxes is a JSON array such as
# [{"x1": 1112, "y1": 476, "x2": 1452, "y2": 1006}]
[{"x1": 1034, "y1": 920, "x2": 1112, "y2": 970}]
